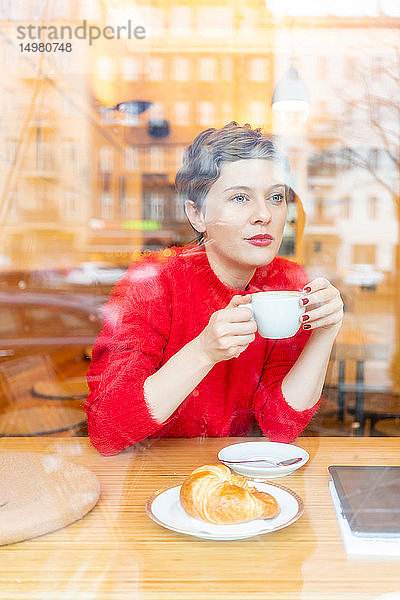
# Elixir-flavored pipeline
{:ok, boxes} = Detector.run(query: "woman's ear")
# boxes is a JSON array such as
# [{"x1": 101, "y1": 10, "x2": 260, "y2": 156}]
[{"x1": 184, "y1": 200, "x2": 206, "y2": 233}]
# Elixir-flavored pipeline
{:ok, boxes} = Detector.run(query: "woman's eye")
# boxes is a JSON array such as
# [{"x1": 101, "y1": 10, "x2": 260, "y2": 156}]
[
  {"x1": 232, "y1": 194, "x2": 248, "y2": 203},
  {"x1": 269, "y1": 193, "x2": 284, "y2": 204}
]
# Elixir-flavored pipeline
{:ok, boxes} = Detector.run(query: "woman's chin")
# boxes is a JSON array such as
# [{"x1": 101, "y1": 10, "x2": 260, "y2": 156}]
[
  {"x1": 209, "y1": 241, "x2": 277, "y2": 268},
  {"x1": 242, "y1": 244, "x2": 276, "y2": 266}
]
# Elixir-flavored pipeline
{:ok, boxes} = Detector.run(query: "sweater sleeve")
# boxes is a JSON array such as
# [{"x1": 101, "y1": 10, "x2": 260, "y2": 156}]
[
  {"x1": 85, "y1": 258, "x2": 172, "y2": 455},
  {"x1": 253, "y1": 330, "x2": 320, "y2": 443}
]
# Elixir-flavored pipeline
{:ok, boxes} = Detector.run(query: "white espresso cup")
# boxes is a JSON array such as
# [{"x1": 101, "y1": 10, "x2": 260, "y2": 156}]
[{"x1": 249, "y1": 291, "x2": 305, "y2": 339}]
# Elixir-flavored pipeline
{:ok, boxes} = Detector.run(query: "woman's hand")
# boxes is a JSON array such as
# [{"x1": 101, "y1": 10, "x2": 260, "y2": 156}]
[
  {"x1": 198, "y1": 294, "x2": 257, "y2": 364},
  {"x1": 300, "y1": 277, "x2": 343, "y2": 335}
]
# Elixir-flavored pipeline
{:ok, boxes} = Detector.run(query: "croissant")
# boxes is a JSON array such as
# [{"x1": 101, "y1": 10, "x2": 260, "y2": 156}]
[{"x1": 180, "y1": 464, "x2": 280, "y2": 524}]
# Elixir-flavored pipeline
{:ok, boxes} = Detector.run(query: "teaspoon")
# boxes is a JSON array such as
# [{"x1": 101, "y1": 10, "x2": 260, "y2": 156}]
[{"x1": 220, "y1": 457, "x2": 303, "y2": 467}]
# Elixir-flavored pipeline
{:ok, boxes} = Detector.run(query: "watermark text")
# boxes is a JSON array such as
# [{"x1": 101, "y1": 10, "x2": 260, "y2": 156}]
[{"x1": 16, "y1": 20, "x2": 146, "y2": 46}]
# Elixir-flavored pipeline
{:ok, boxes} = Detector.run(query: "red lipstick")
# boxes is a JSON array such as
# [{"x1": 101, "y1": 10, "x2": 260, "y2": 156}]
[{"x1": 245, "y1": 234, "x2": 273, "y2": 247}]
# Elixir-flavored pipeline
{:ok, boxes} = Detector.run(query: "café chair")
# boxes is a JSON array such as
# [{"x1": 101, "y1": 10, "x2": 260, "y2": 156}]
[
  {"x1": 0, "y1": 354, "x2": 56, "y2": 405},
  {"x1": 324, "y1": 342, "x2": 390, "y2": 436}
]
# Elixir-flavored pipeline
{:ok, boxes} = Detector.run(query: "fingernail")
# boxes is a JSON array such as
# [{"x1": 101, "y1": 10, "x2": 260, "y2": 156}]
[
  {"x1": 303, "y1": 323, "x2": 311, "y2": 329},
  {"x1": 301, "y1": 314, "x2": 310, "y2": 322},
  {"x1": 301, "y1": 297, "x2": 309, "y2": 306},
  {"x1": 303, "y1": 286, "x2": 311, "y2": 293}
]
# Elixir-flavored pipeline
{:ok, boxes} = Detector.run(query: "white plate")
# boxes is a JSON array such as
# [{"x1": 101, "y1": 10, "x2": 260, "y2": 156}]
[
  {"x1": 146, "y1": 481, "x2": 303, "y2": 541},
  {"x1": 218, "y1": 442, "x2": 309, "y2": 478}
]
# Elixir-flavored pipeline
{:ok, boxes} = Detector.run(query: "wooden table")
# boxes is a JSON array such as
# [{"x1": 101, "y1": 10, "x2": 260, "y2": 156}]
[{"x1": 1, "y1": 436, "x2": 400, "y2": 600}]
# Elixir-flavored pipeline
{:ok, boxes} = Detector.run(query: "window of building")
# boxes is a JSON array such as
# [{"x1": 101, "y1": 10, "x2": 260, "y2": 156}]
[
  {"x1": 99, "y1": 107, "x2": 113, "y2": 125},
  {"x1": 175, "y1": 146, "x2": 185, "y2": 168},
  {"x1": 198, "y1": 57, "x2": 216, "y2": 81},
  {"x1": 63, "y1": 140, "x2": 78, "y2": 175},
  {"x1": 150, "y1": 7, "x2": 164, "y2": 35},
  {"x1": 197, "y1": 101, "x2": 215, "y2": 126},
  {"x1": 48, "y1": 0, "x2": 67, "y2": 18},
  {"x1": 125, "y1": 147, "x2": 139, "y2": 171},
  {"x1": 174, "y1": 102, "x2": 190, "y2": 126},
  {"x1": 150, "y1": 147, "x2": 164, "y2": 171},
  {"x1": 122, "y1": 57, "x2": 140, "y2": 81},
  {"x1": 238, "y1": 8, "x2": 257, "y2": 33},
  {"x1": 249, "y1": 102, "x2": 266, "y2": 125},
  {"x1": 101, "y1": 192, "x2": 113, "y2": 220},
  {"x1": 94, "y1": 56, "x2": 114, "y2": 81},
  {"x1": 147, "y1": 193, "x2": 164, "y2": 221},
  {"x1": 99, "y1": 173, "x2": 111, "y2": 205},
  {"x1": 169, "y1": 6, "x2": 192, "y2": 36},
  {"x1": 99, "y1": 147, "x2": 113, "y2": 173},
  {"x1": 148, "y1": 103, "x2": 165, "y2": 121},
  {"x1": 146, "y1": 57, "x2": 164, "y2": 81},
  {"x1": 173, "y1": 57, "x2": 190, "y2": 81},
  {"x1": 7, "y1": 138, "x2": 18, "y2": 163},
  {"x1": 196, "y1": 6, "x2": 233, "y2": 37},
  {"x1": 249, "y1": 58, "x2": 268, "y2": 82}
]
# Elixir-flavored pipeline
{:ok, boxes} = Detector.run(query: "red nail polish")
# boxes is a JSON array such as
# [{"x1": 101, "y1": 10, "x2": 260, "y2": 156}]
[
  {"x1": 303, "y1": 323, "x2": 311, "y2": 329},
  {"x1": 301, "y1": 314, "x2": 310, "y2": 322},
  {"x1": 304, "y1": 286, "x2": 311, "y2": 293},
  {"x1": 301, "y1": 297, "x2": 309, "y2": 306}
]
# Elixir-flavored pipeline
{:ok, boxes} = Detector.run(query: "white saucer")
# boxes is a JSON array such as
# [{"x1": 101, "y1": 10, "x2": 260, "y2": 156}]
[
  {"x1": 218, "y1": 442, "x2": 309, "y2": 478},
  {"x1": 146, "y1": 481, "x2": 303, "y2": 541}
]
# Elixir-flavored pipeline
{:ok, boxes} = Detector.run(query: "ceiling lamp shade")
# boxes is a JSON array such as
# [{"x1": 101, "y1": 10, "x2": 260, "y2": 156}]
[
  {"x1": 147, "y1": 119, "x2": 170, "y2": 138},
  {"x1": 272, "y1": 65, "x2": 310, "y2": 117},
  {"x1": 113, "y1": 101, "x2": 153, "y2": 115}
]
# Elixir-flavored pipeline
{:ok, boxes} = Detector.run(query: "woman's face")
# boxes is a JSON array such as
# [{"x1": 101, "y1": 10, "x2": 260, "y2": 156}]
[{"x1": 188, "y1": 158, "x2": 288, "y2": 270}]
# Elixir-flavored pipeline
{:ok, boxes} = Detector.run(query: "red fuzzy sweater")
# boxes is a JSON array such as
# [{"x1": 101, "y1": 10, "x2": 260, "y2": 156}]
[{"x1": 85, "y1": 244, "x2": 320, "y2": 455}]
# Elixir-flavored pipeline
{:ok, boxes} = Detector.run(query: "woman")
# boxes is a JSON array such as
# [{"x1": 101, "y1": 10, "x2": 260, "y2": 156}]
[{"x1": 86, "y1": 122, "x2": 343, "y2": 456}]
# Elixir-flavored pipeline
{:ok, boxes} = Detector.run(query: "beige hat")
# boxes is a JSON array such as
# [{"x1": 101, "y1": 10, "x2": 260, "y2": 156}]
[{"x1": 0, "y1": 452, "x2": 100, "y2": 545}]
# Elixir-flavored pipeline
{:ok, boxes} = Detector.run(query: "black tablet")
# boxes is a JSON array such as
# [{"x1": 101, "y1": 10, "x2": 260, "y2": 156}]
[{"x1": 328, "y1": 465, "x2": 400, "y2": 537}]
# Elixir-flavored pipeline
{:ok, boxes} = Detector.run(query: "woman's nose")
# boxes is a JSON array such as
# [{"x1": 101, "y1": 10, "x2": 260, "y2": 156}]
[{"x1": 250, "y1": 200, "x2": 272, "y2": 224}]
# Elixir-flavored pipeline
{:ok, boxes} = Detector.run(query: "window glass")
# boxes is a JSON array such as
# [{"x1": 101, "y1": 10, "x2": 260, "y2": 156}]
[{"x1": 2, "y1": 2, "x2": 400, "y2": 593}]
